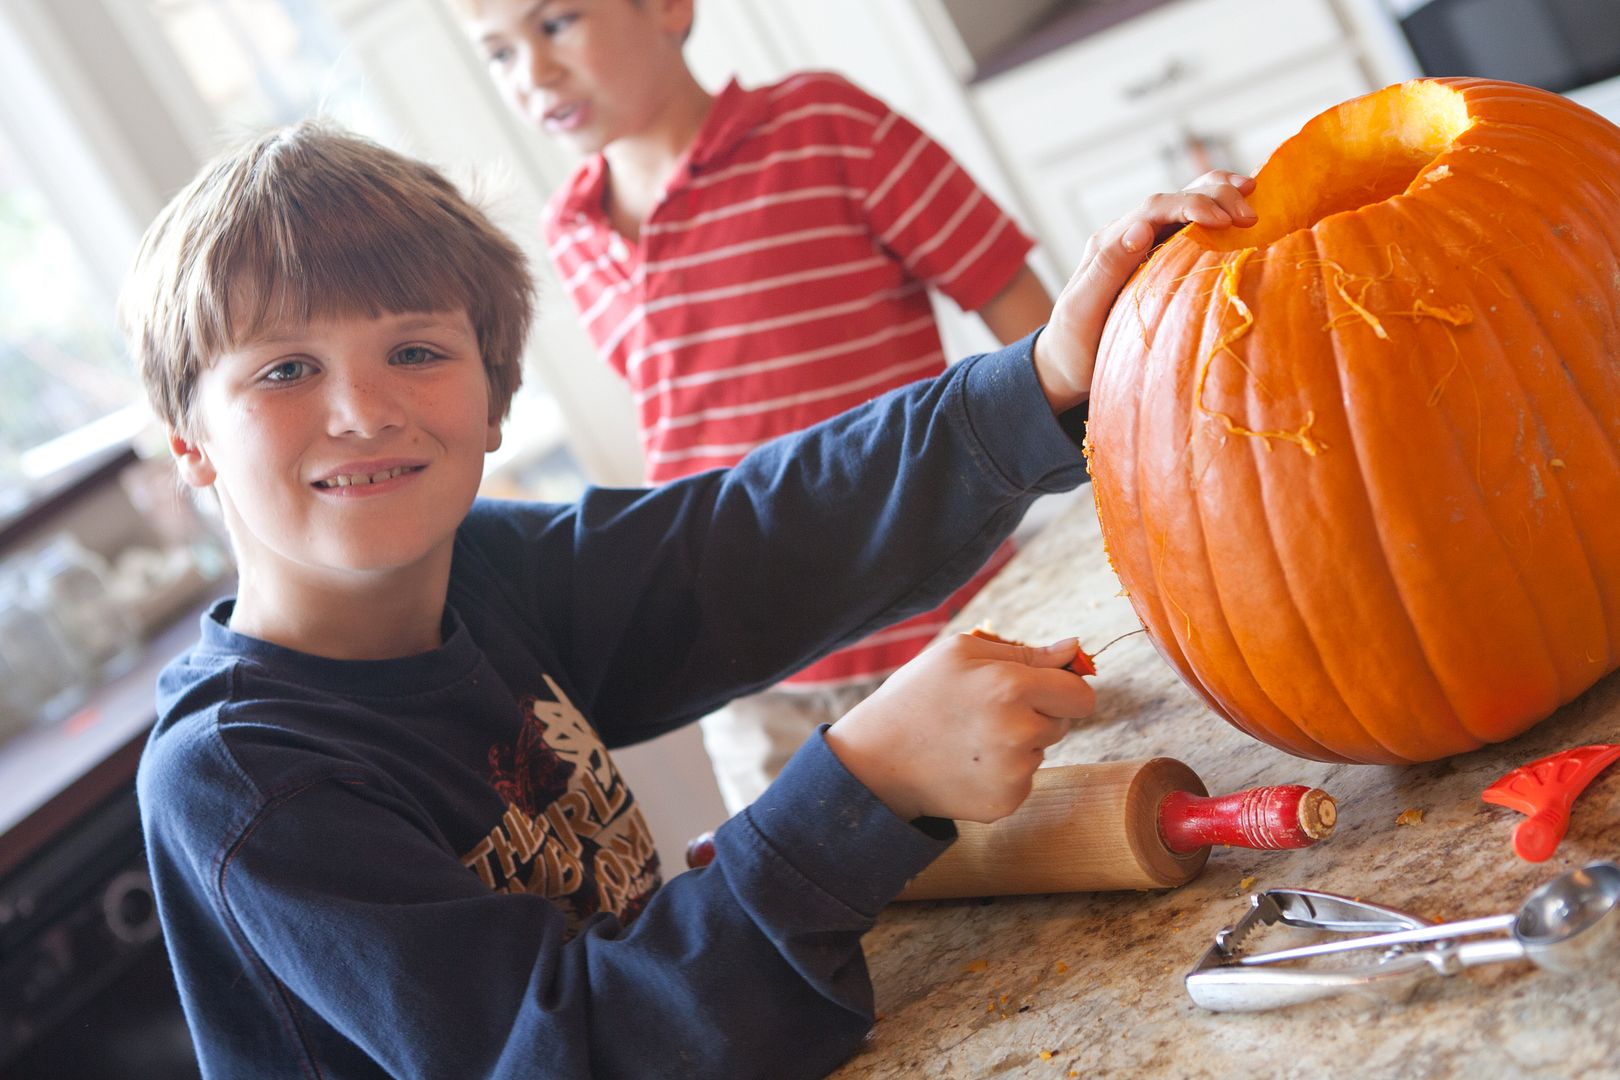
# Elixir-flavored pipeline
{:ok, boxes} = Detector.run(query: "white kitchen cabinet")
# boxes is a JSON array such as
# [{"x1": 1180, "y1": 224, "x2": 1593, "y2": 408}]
[
  {"x1": 1002, "y1": 53, "x2": 1373, "y2": 269},
  {"x1": 967, "y1": 0, "x2": 1391, "y2": 268}
]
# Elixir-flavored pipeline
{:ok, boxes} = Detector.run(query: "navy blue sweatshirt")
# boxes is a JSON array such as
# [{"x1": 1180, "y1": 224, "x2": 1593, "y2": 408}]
[{"x1": 137, "y1": 336, "x2": 1088, "y2": 1078}]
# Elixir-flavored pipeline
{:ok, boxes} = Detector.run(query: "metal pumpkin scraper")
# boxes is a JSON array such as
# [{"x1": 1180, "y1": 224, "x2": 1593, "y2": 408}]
[{"x1": 1186, "y1": 861, "x2": 1620, "y2": 1011}]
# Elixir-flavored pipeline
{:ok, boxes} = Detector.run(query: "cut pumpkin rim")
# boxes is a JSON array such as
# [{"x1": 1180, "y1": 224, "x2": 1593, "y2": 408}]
[{"x1": 1189, "y1": 80, "x2": 1477, "y2": 254}]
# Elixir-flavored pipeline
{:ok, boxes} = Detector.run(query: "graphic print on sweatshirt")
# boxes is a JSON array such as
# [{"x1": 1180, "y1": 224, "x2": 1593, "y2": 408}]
[{"x1": 463, "y1": 673, "x2": 660, "y2": 932}]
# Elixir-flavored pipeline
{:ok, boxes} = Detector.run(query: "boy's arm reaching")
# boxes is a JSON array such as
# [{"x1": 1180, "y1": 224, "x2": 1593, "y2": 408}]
[{"x1": 486, "y1": 174, "x2": 1257, "y2": 746}]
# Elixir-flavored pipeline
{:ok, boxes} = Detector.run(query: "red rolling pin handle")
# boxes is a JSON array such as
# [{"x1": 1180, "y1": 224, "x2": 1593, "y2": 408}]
[
  {"x1": 1157, "y1": 784, "x2": 1336, "y2": 854},
  {"x1": 687, "y1": 832, "x2": 716, "y2": 869},
  {"x1": 685, "y1": 783, "x2": 1337, "y2": 872}
]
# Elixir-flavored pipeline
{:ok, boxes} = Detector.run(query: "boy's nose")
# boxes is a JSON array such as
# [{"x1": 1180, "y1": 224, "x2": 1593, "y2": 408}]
[
  {"x1": 325, "y1": 371, "x2": 406, "y2": 439},
  {"x1": 526, "y1": 44, "x2": 563, "y2": 90}
]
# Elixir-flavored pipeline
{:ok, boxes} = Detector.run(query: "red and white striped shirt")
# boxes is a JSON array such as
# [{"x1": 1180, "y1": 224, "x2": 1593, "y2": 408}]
[{"x1": 544, "y1": 72, "x2": 1033, "y2": 686}]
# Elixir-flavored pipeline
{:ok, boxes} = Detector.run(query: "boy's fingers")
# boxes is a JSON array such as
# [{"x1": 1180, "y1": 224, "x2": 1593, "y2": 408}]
[
  {"x1": 961, "y1": 632, "x2": 1086, "y2": 671},
  {"x1": 1022, "y1": 666, "x2": 1098, "y2": 721},
  {"x1": 1023, "y1": 637, "x2": 1083, "y2": 669},
  {"x1": 1029, "y1": 711, "x2": 1074, "y2": 751},
  {"x1": 1183, "y1": 169, "x2": 1255, "y2": 194},
  {"x1": 1200, "y1": 182, "x2": 1256, "y2": 223}
]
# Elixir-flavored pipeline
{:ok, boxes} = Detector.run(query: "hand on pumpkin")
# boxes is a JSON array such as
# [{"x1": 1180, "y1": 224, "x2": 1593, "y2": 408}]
[
  {"x1": 1032, "y1": 170, "x2": 1258, "y2": 412},
  {"x1": 824, "y1": 633, "x2": 1094, "y2": 824}
]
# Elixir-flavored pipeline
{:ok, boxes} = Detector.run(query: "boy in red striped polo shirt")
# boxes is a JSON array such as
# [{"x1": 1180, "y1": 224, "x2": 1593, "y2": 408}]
[{"x1": 461, "y1": 0, "x2": 1055, "y2": 812}]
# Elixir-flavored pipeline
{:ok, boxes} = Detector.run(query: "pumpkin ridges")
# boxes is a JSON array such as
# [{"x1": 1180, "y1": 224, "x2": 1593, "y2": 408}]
[
  {"x1": 1317, "y1": 195, "x2": 1568, "y2": 744},
  {"x1": 1273, "y1": 217, "x2": 1483, "y2": 759},
  {"x1": 1108, "y1": 246, "x2": 1261, "y2": 726},
  {"x1": 1409, "y1": 163, "x2": 1620, "y2": 645},
  {"x1": 1092, "y1": 244, "x2": 1211, "y2": 702},
  {"x1": 1452, "y1": 81, "x2": 1620, "y2": 177},
  {"x1": 1187, "y1": 228, "x2": 1409, "y2": 761},
  {"x1": 1457, "y1": 122, "x2": 1620, "y2": 453},
  {"x1": 1098, "y1": 243, "x2": 1342, "y2": 759},
  {"x1": 1406, "y1": 169, "x2": 1620, "y2": 686},
  {"x1": 1154, "y1": 244, "x2": 1349, "y2": 761}
]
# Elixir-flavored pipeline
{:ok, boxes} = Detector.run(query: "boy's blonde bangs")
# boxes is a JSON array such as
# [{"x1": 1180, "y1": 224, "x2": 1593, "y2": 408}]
[{"x1": 126, "y1": 121, "x2": 533, "y2": 435}]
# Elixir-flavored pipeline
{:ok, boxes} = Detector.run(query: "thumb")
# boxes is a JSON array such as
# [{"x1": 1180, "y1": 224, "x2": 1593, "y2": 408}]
[
  {"x1": 1061, "y1": 220, "x2": 1156, "y2": 344},
  {"x1": 1022, "y1": 637, "x2": 1082, "y2": 670}
]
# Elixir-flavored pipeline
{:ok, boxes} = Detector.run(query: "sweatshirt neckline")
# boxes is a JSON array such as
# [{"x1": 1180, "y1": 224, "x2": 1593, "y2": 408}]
[{"x1": 195, "y1": 598, "x2": 484, "y2": 699}]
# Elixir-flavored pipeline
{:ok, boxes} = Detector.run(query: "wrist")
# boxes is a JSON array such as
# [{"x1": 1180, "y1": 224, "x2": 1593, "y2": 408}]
[
  {"x1": 824, "y1": 723, "x2": 922, "y2": 823},
  {"x1": 1029, "y1": 327, "x2": 1092, "y2": 414}
]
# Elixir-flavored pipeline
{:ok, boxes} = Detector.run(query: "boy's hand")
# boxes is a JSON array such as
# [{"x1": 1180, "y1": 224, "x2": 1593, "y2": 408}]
[
  {"x1": 825, "y1": 634, "x2": 1095, "y2": 824},
  {"x1": 1032, "y1": 170, "x2": 1258, "y2": 413}
]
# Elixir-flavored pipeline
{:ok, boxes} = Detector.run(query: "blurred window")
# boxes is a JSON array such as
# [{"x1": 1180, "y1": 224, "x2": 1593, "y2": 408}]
[
  {"x1": 0, "y1": 0, "x2": 384, "y2": 514},
  {"x1": 0, "y1": 134, "x2": 138, "y2": 515},
  {"x1": 146, "y1": 0, "x2": 384, "y2": 135},
  {"x1": 0, "y1": 0, "x2": 582, "y2": 523}
]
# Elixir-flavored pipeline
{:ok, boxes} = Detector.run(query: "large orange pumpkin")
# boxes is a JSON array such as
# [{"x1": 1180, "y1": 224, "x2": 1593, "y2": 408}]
[{"x1": 1086, "y1": 79, "x2": 1620, "y2": 764}]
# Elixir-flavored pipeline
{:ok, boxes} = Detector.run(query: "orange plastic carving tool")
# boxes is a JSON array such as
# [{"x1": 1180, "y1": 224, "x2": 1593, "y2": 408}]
[
  {"x1": 1482, "y1": 744, "x2": 1620, "y2": 862},
  {"x1": 967, "y1": 626, "x2": 1097, "y2": 676}
]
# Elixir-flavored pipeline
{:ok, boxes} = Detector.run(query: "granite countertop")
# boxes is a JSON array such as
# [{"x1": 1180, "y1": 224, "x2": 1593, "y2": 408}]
[{"x1": 832, "y1": 488, "x2": 1620, "y2": 1079}]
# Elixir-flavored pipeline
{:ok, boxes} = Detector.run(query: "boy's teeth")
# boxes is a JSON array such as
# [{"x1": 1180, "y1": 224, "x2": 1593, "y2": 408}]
[{"x1": 319, "y1": 466, "x2": 413, "y2": 488}]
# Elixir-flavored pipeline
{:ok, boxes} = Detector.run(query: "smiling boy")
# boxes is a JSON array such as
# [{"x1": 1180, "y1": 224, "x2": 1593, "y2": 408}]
[
  {"x1": 177, "y1": 309, "x2": 498, "y2": 658},
  {"x1": 124, "y1": 120, "x2": 1254, "y2": 1078}
]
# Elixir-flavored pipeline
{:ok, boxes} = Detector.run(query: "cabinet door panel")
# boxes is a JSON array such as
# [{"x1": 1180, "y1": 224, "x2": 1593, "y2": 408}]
[
  {"x1": 973, "y1": 0, "x2": 1345, "y2": 163},
  {"x1": 1027, "y1": 126, "x2": 1186, "y2": 269},
  {"x1": 1010, "y1": 53, "x2": 1374, "y2": 268},
  {"x1": 1184, "y1": 55, "x2": 1373, "y2": 174}
]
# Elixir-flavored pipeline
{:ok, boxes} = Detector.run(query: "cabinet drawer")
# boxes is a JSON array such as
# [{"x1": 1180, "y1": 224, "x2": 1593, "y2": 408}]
[
  {"x1": 973, "y1": 0, "x2": 1348, "y2": 163},
  {"x1": 1020, "y1": 52, "x2": 1370, "y2": 269}
]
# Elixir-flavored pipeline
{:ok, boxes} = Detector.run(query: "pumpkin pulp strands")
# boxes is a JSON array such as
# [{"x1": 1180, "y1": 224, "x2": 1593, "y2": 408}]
[{"x1": 1191, "y1": 247, "x2": 1326, "y2": 456}]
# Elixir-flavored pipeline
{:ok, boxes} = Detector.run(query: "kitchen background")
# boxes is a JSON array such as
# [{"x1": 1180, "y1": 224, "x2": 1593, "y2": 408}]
[{"x1": 1, "y1": 0, "x2": 1617, "y2": 1075}]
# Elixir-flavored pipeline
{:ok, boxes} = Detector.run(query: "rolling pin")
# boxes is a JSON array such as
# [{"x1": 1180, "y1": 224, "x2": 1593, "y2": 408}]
[{"x1": 684, "y1": 758, "x2": 1336, "y2": 900}]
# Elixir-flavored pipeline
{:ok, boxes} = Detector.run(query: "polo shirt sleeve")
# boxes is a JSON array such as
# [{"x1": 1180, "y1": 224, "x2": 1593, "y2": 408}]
[{"x1": 852, "y1": 96, "x2": 1036, "y2": 313}]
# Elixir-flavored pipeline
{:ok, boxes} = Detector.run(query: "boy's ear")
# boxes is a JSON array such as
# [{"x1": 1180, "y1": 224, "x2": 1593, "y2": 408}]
[
  {"x1": 656, "y1": 0, "x2": 695, "y2": 39},
  {"x1": 168, "y1": 429, "x2": 217, "y2": 488},
  {"x1": 485, "y1": 419, "x2": 503, "y2": 455}
]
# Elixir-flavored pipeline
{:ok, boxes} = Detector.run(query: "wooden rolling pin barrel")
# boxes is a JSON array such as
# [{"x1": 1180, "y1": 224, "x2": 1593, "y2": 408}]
[{"x1": 684, "y1": 758, "x2": 1337, "y2": 900}]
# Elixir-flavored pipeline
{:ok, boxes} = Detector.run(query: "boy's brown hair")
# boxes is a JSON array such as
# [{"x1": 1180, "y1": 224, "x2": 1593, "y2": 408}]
[{"x1": 121, "y1": 120, "x2": 533, "y2": 437}]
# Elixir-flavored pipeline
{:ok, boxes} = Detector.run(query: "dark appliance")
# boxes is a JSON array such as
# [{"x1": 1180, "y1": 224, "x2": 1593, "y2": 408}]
[
  {"x1": 1397, "y1": 0, "x2": 1620, "y2": 94},
  {"x1": 0, "y1": 785, "x2": 198, "y2": 1080}
]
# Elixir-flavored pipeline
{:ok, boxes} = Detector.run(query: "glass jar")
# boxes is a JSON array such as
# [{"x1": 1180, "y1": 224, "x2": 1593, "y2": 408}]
[
  {"x1": 0, "y1": 568, "x2": 84, "y2": 728},
  {"x1": 27, "y1": 537, "x2": 139, "y2": 682}
]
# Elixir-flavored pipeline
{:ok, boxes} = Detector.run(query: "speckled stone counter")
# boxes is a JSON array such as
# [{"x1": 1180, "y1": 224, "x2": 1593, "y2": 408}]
[{"x1": 831, "y1": 489, "x2": 1620, "y2": 1080}]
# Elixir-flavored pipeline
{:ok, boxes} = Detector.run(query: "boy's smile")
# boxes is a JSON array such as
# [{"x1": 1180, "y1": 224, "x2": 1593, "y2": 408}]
[{"x1": 171, "y1": 308, "x2": 501, "y2": 655}]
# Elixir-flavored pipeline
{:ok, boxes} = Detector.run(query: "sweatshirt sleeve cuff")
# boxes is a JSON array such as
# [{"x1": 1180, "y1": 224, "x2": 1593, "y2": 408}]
[
  {"x1": 957, "y1": 328, "x2": 1089, "y2": 494},
  {"x1": 718, "y1": 728, "x2": 955, "y2": 918}
]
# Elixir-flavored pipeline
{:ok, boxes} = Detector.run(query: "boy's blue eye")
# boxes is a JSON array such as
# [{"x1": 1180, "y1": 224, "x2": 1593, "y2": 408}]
[
  {"x1": 486, "y1": 45, "x2": 513, "y2": 67},
  {"x1": 394, "y1": 345, "x2": 441, "y2": 366},
  {"x1": 263, "y1": 360, "x2": 310, "y2": 383},
  {"x1": 541, "y1": 13, "x2": 578, "y2": 36}
]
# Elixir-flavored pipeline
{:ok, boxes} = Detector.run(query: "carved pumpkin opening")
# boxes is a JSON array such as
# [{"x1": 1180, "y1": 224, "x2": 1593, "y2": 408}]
[{"x1": 1196, "y1": 81, "x2": 1475, "y2": 253}]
